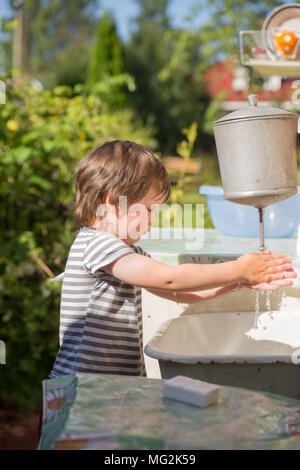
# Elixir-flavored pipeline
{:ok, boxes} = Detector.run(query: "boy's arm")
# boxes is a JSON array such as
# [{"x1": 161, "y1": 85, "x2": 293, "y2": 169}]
[
  {"x1": 101, "y1": 252, "x2": 295, "y2": 293},
  {"x1": 145, "y1": 284, "x2": 242, "y2": 304},
  {"x1": 145, "y1": 276, "x2": 294, "y2": 303}
]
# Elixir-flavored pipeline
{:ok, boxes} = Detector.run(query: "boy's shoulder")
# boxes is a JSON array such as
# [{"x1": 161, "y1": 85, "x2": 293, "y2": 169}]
[
  {"x1": 79, "y1": 226, "x2": 123, "y2": 241},
  {"x1": 79, "y1": 227, "x2": 152, "y2": 259},
  {"x1": 79, "y1": 226, "x2": 133, "y2": 250},
  {"x1": 50, "y1": 230, "x2": 151, "y2": 283}
]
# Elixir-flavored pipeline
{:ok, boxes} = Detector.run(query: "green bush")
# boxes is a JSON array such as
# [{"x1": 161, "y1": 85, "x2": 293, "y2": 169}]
[{"x1": 0, "y1": 79, "x2": 156, "y2": 411}]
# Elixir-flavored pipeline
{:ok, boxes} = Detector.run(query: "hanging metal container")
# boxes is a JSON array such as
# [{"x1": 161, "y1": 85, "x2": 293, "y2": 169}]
[{"x1": 212, "y1": 94, "x2": 298, "y2": 208}]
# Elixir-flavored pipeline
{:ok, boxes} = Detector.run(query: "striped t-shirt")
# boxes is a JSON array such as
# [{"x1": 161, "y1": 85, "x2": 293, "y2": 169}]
[{"x1": 49, "y1": 226, "x2": 151, "y2": 379}]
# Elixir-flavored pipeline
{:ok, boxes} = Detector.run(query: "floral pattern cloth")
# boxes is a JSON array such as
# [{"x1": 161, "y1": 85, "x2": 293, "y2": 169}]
[{"x1": 38, "y1": 372, "x2": 300, "y2": 450}]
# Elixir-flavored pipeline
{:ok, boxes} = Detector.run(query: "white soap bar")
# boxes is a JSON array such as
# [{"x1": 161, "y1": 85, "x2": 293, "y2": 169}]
[{"x1": 163, "y1": 375, "x2": 220, "y2": 408}]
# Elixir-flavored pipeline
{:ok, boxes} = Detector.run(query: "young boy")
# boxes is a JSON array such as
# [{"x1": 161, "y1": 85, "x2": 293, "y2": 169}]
[{"x1": 49, "y1": 140, "x2": 296, "y2": 379}]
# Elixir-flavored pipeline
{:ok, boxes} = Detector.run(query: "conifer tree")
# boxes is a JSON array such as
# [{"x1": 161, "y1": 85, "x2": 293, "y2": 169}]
[
  {"x1": 86, "y1": 12, "x2": 126, "y2": 109},
  {"x1": 86, "y1": 12, "x2": 124, "y2": 86}
]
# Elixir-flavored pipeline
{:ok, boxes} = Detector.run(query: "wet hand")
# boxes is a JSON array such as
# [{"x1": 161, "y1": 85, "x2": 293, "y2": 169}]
[
  {"x1": 254, "y1": 249, "x2": 297, "y2": 289},
  {"x1": 247, "y1": 278, "x2": 295, "y2": 291},
  {"x1": 236, "y1": 252, "x2": 297, "y2": 285}
]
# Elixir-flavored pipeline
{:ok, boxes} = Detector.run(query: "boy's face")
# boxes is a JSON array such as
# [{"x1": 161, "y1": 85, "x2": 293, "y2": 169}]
[
  {"x1": 92, "y1": 184, "x2": 167, "y2": 244},
  {"x1": 117, "y1": 184, "x2": 166, "y2": 244}
]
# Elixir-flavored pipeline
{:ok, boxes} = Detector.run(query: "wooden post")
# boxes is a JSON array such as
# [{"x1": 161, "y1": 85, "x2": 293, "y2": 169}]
[{"x1": 12, "y1": 3, "x2": 30, "y2": 79}]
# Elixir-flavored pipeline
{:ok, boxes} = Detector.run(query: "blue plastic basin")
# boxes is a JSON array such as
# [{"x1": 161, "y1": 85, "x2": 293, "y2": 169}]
[{"x1": 199, "y1": 185, "x2": 300, "y2": 238}]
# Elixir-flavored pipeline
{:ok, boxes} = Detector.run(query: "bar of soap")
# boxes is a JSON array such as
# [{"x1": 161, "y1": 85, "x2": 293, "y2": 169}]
[{"x1": 163, "y1": 375, "x2": 220, "y2": 408}]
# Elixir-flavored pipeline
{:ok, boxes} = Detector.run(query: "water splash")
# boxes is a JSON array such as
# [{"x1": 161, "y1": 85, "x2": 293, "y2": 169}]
[
  {"x1": 265, "y1": 291, "x2": 271, "y2": 312},
  {"x1": 264, "y1": 290, "x2": 275, "y2": 320},
  {"x1": 281, "y1": 288, "x2": 287, "y2": 308},
  {"x1": 251, "y1": 290, "x2": 260, "y2": 329}
]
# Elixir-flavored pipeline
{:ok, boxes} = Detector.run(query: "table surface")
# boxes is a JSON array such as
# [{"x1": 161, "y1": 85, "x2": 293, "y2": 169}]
[
  {"x1": 137, "y1": 228, "x2": 298, "y2": 259},
  {"x1": 38, "y1": 373, "x2": 300, "y2": 450}
]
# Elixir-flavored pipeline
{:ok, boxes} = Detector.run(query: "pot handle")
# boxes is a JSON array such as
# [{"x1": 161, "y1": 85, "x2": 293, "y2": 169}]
[{"x1": 248, "y1": 94, "x2": 258, "y2": 106}]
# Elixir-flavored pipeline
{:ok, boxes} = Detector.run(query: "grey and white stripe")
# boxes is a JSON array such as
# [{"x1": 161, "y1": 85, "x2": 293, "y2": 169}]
[{"x1": 49, "y1": 226, "x2": 151, "y2": 378}]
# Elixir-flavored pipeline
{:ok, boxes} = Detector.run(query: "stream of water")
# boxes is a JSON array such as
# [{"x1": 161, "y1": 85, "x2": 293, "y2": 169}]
[
  {"x1": 251, "y1": 289, "x2": 260, "y2": 329},
  {"x1": 252, "y1": 288, "x2": 287, "y2": 329}
]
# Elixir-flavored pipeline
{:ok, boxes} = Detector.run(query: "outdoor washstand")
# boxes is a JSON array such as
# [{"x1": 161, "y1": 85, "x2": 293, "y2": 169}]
[{"x1": 145, "y1": 95, "x2": 300, "y2": 400}]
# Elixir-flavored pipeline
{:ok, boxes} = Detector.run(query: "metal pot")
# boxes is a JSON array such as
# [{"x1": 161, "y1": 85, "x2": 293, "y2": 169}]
[{"x1": 212, "y1": 94, "x2": 298, "y2": 208}]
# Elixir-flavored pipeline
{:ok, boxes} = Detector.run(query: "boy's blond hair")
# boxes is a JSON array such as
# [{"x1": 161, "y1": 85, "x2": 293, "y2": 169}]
[{"x1": 74, "y1": 140, "x2": 171, "y2": 227}]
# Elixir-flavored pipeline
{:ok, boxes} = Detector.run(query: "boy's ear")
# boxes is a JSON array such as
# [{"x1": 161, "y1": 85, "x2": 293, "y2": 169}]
[
  {"x1": 105, "y1": 191, "x2": 114, "y2": 209},
  {"x1": 105, "y1": 191, "x2": 119, "y2": 215}
]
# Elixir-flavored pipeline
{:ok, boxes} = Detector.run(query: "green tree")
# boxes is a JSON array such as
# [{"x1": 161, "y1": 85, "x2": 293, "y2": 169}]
[
  {"x1": 22, "y1": 0, "x2": 98, "y2": 87},
  {"x1": 124, "y1": 0, "x2": 209, "y2": 153},
  {"x1": 86, "y1": 11, "x2": 127, "y2": 108},
  {"x1": 124, "y1": 0, "x2": 173, "y2": 151},
  {"x1": 87, "y1": 12, "x2": 124, "y2": 85},
  {"x1": 0, "y1": 18, "x2": 15, "y2": 74},
  {"x1": 157, "y1": 26, "x2": 210, "y2": 152}
]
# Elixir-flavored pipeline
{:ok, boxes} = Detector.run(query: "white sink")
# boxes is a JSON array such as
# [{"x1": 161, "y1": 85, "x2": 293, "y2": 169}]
[{"x1": 144, "y1": 288, "x2": 300, "y2": 399}]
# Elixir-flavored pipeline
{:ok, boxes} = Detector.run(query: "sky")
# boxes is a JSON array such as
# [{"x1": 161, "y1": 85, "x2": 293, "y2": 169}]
[
  {"x1": 100, "y1": 0, "x2": 204, "y2": 40},
  {"x1": 0, "y1": 0, "x2": 206, "y2": 41}
]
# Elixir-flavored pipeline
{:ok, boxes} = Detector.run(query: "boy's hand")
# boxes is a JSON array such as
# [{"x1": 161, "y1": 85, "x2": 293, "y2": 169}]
[
  {"x1": 235, "y1": 251, "x2": 296, "y2": 286},
  {"x1": 242, "y1": 249, "x2": 297, "y2": 290},
  {"x1": 243, "y1": 277, "x2": 295, "y2": 290}
]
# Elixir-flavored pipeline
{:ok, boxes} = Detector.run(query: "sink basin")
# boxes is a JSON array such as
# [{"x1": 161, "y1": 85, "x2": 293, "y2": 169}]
[{"x1": 145, "y1": 312, "x2": 300, "y2": 399}]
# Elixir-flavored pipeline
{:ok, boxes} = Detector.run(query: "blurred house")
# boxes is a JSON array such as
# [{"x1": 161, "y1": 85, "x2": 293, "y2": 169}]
[{"x1": 204, "y1": 58, "x2": 297, "y2": 112}]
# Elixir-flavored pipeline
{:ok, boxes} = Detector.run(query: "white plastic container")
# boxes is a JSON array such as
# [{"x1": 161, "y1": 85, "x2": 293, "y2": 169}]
[{"x1": 145, "y1": 311, "x2": 300, "y2": 400}]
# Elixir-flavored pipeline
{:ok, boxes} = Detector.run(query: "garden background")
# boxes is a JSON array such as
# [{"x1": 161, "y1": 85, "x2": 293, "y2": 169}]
[{"x1": 0, "y1": 0, "x2": 294, "y2": 426}]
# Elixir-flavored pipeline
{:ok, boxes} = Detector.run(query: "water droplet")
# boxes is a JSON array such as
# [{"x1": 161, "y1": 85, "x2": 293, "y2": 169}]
[
  {"x1": 253, "y1": 290, "x2": 260, "y2": 329},
  {"x1": 281, "y1": 288, "x2": 287, "y2": 307},
  {"x1": 266, "y1": 291, "x2": 271, "y2": 312}
]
